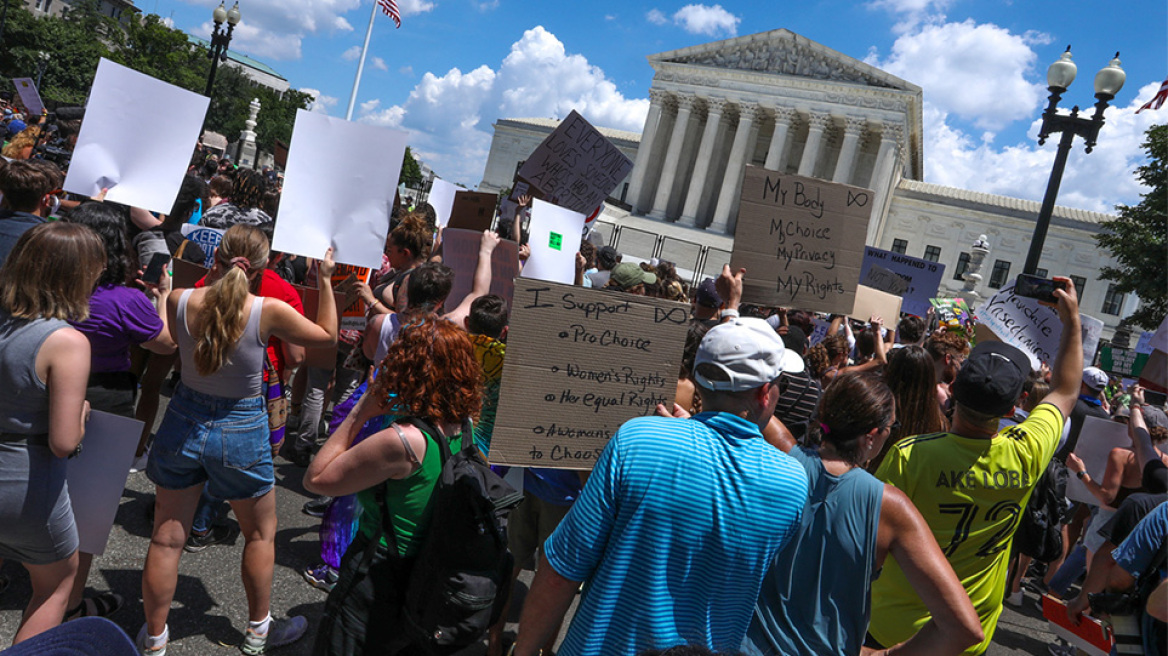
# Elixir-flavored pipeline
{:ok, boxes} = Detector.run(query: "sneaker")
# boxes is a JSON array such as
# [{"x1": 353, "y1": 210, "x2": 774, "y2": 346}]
[
  {"x1": 1005, "y1": 589, "x2": 1024, "y2": 607},
  {"x1": 240, "y1": 616, "x2": 308, "y2": 655},
  {"x1": 184, "y1": 524, "x2": 233, "y2": 553},
  {"x1": 135, "y1": 624, "x2": 168, "y2": 656},
  {"x1": 302, "y1": 496, "x2": 333, "y2": 518},
  {"x1": 302, "y1": 563, "x2": 339, "y2": 592},
  {"x1": 65, "y1": 591, "x2": 124, "y2": 621},
  {"x1": 130, "y1": 448, "x2": 150, "y2": 474}
]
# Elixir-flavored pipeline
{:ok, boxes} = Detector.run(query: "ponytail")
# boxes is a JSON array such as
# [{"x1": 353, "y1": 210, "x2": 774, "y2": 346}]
[{"x1": 193, "y1": 224, "x2": 269, "y2": 375}]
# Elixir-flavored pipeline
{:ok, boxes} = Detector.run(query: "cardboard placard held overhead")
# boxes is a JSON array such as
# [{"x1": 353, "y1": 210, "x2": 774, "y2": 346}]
[
  {"x1": 441, "y1": 228, "x2": 520, "y2": 312},
  {"x1": 11, "y1": 78, "x2": 44, "y2": 115},
  {"x1": 272, "y1": 109, "x2": 408, "y2": 269},
  {"x1": 520, "y1": 199, "x2": 585, "y2": 285},
  {"x1": 862, "y1": 264, "x2": 910, "y2": 296},
  {"x1": 1065, "y1": 415, "x2": 1130, "y2": 506},
  {"x1": 730, "y1": 167, "x2": 872, "y2": 314},
  {"x1": 859, "y1": 246, "x2": 946, "y2": 317},
  {"x1": 850, "y1": 285, "x2": 903, "y2": 323},
  {"x1": 64, "y1": 59, "x2": 210, "y2": 215},
  {"x1": 490, "y1": 282, "x2": 689, "y2": 469},
  {"x1": 515, "y1": 110, "x2": 634, "y2": 215},
  {"x1": 977, "y1": 281, "x2": 1063, "y2": 370},
  {"x1": 447, "y1": 191, "x2": 497, "y2": 232},
  {"x1": 429, "y1": 179, "x2": 463, "y2": 228}
]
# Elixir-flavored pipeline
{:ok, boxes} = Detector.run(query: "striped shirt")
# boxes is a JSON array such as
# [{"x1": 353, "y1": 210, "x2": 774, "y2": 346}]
[{"x1": 543, "y1": 413, "x2": 809, "y2": 656}]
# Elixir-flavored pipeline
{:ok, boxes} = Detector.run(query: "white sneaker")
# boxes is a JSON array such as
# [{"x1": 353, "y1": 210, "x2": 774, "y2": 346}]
[
  {"x1": 240, "y1": 616, "x2": 308, "y2": 654},
  {"x1": 129, "y1": 449, "x2": 150, "y2": 474},
  {"x1": 135, "y1": 623, "x2": 167, "y2": 655},
  {"x1": 1005, "y1": 589, "x2": 1024, "y2": 607}
]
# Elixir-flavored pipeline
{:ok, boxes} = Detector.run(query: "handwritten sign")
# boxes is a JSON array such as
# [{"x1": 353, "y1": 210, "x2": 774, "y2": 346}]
[
  {"x1": 859, "y1": 246, "x2": 945, "y2": 317},
  {"x1": 1099, "y1": 346, "x2": 1149, "y2": 377},
  {"x1": 977, "y1": 282, "x2": 1061, "y2": 370},
  {"x1": 807, "y1": 318, "x2": 831, "y2": 347},
  {"x1": 442, "y1": 228, "x2": 520, "y2": 311},
  {"x1": 11, "y1": 78, "x2": 44, "y2": 115},
  {"x1": 490, "y1": 282, "x2": 689, "y2": 469},
  {"x1": 729, "y1": 167, "x2": 872, "y2": 314},
  {"x1": 931, "y1": 297, "x2": 972, "y2": 339},
  {"x1": 851, "y1": 285, "x2": 902, "y2": 323},
  {"x1": 515, "y1": 110, "x2": 634, "y2": 215},
  {"x1": 862, "y1": 264, "x2": 910, "y2": 296},
  {"x1": 447, "y1": 191, "x2": 497, "y2": 232}
]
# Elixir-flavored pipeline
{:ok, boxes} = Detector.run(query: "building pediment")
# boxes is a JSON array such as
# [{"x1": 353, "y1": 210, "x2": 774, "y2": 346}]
[{"x1": 648, "y1": 28, "x2": 919, "y2": 92}]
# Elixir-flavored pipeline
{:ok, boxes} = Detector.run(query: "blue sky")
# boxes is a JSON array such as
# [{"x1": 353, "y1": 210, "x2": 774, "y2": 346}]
[{"x1": 145, "y1": 0, "x2": 1165, "y2": 213}]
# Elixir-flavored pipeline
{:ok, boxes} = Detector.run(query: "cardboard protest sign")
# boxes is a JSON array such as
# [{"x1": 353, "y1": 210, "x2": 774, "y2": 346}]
[
  {"x1": 67, "y1": 411, "x2": 143, "y2": 554},
  {"x1": 521, "y1": 199, "x2": 585, "y2": 285},
  {"x1": 515, "y1": 110, "x2": 634, "y2": 215},
  {"x1": 441, "y1": 228, "x2": 519, "y2": 312},
  {"x1": 171, "y1": 258, "x2": 210, "y2": 289},
  {"x1": 859, "y1": 247, "x2": 946, "y2": 317},
  {"x1": 862, "y1": 264, "x2": 910, "y2": 297},
  {"x1": 490, "y1": 281, "x2": 689, "y2": 469},
  {"x1": 11, "y1": 78, "x2": 43, "y2": 115},
  {"x1": 273, "y1": 109, "x2": 407, "y2": 269},
  {"x1": 293, "y1": 284, "x2": 347, "y2": 369},
  {"x1": 976, "y1": 282, "x2": 1062, "y2": 370},
  {"x1": 850, "y1": 285, "x2": 902, "y2": 323},
  {"x1": 1065, "y1": 415, "x2": 1130, "y2": 506},
  {"x1": 429, "y1": 179, "x2": 463, "y2": 228},
  {"x1": 730, "y1": 167, "x2": 872, "y2": 314},
  {"x1": 180, "y1": 224, "x2": 224, "y2": 268},
  {"x1": 64, "y1": 59, "x2": 209, "y2": 214},
  {"x1": 447, "y1": 191, "x2": 496, "y2": 232}
]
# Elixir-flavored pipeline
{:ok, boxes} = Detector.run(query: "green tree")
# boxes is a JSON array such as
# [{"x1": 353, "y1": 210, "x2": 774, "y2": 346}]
[
  {"x1": 109, "y1": 13, "x2": 208, "y2": 91},
  {"x1": 0, "y1": 4, "x2": 111, "y2": 105},
  {"x1": 400, "y1": 146, "x2": 423, "y2": 187},
  {"x1": 1096, "y1": 124, "x2": 1168, "y2": 330}
]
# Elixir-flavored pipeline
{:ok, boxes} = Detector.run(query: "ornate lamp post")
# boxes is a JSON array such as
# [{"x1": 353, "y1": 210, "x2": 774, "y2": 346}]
[
  {"x1": 204, "y1": 2, "x2": 241, "y2": 98},
  {"x1": 1023, "y1": 47, "x2": 1125, "y2": 275}
]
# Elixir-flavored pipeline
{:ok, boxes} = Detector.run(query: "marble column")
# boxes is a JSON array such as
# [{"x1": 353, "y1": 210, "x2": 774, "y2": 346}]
[
  {"x1": 627, "y1": 88, "x2": 670, "y2": 213},
  {"x1": 764, "y1": 106, "x2": 796, "y2": 171},
  {"x1": 864, "y1": 123, "x2": 905, "y2": 246},
  {"x1": 798, "y1": 112, "x2": 830, "y2": 177},
  {"x1": 649, "y1": 93, "x2": 695, "y2": 220},
  {"x1": 678, "y1": 97, "x2": 726, "y2": 227},
  {"x1": 709, "y1": 102, "x2": 761, "y2": 234},
  {"x1": 832, "y1": 116, "x2": 866, "y2": 184}
]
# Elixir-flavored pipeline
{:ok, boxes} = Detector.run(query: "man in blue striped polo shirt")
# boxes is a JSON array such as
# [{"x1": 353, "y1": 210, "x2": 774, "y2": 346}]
[{"x1": 513, "y1": 271, "x2": 810, "y2": 656}]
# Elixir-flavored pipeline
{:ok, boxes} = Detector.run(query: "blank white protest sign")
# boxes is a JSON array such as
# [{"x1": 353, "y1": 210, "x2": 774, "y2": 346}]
[
  {"x1": 520, "y1": 199, "x2": 585, "y2": 285},
  {"x1": 272, "y1": 110, "x2": 408, "y2": 270},
  {"x1": 429, "y1": 178, "x2": 462, "y2": 228},
  {"x1": 64, "y1": 59, "x2": 209, "y2": 215}
]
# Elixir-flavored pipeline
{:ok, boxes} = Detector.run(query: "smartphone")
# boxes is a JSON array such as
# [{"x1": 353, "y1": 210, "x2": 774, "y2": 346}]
[
  {"x1": 143, "y1": 252, "x2": 170, "y2": 285},
  {"x1": 1145, "y1": 390, "x2": 1167, "y2": 407},
  {"x1": 1014, "y1": 274, "x2": 1066, "y2": 305}
]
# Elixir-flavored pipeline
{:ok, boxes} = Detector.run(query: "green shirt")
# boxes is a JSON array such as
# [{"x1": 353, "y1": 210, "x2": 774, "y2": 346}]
[{"x1": 357, "y1": 419, "x2": 464, "y2": 557}]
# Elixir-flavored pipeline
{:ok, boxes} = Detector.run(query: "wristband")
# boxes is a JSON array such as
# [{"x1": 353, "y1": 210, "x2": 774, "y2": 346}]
[
  {"x1": 1076, "y1": 470, "x2": 1087, "y2": 481},
  {"x1": 721, "y1": 308, "x2": 740, "y2": 320}
]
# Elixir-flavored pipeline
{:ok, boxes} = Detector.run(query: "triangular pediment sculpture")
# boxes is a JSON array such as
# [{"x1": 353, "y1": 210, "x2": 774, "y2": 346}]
[{"x1": 648, "y1": 28, "x2": 917, "y2": 92}]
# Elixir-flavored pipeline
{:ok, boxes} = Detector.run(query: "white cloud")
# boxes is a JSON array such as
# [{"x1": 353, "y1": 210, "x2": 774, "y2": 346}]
[
  {"x1": 400, "y1": 65, "x2": 414, "y2": 76},
  {"x1": 372, "y1": 57, "x2": 389, "y2": 72},
  {"x1": 161, "y1": 16, "x2": 175, "y2": 28},
  {"x1": 671, "y1": 4, "x2": 740, "y2": 37},
  {"x1": 474, "y1": 0, "x2": 500, "y2": 10},
  {"x1": 867, "y1": 20, "x2": 1047, "y2": 131},
  {"x1": 922, "y1": 81, "x2": 1162, "y2": 213},
  {"x1": 604, "y1": 14, "x2": 616, "y2": 21},
  {"x1": 398, "y1": 0, "x2": 436, "y2": 15},
  {"x1": 357, "y1": 26, "x2": 648, "y2": 183},
  {"x1": 646, "y1": 9, "x2": 668, "y2": 25},
  {"x1": 187, "y1": 0, "x2": 359, "y2": 61},
  {"x1": 342, "y1": 45, "x2": 361, "y2": 61},
  {"x1": 301, "y1": 87, "x2": 339, "y2": 114},
  {"x1": 865, "y1": 0, "x2": 951, "y2": 34}
]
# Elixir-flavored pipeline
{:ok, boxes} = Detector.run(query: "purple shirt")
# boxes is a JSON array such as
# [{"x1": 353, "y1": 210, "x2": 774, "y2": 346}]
[{"x1": 71, "y1": 284, "x2": 163, "y2": 373}]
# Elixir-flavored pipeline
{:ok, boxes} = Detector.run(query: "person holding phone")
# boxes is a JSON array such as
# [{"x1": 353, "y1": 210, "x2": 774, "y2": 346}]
[
  {"x1": 64, "y1": 202, "x2": 176, "y2": 622},
  {"x1": 137, "y1": 225, "x2": 338, "y2": 656}
]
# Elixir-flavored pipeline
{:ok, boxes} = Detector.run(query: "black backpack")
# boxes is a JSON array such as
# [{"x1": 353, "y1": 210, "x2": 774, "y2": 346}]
[
  {"x1": 1013, "y1": 457, "x2": 1068, "y2": 562},
  {"x1": 373, "y1": 416, "x2": 523, "y2": 655}
]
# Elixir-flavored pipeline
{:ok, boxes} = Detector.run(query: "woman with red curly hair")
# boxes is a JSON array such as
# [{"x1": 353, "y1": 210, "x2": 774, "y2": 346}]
[{"x1": 304, "y1": 317, "x2": 483, "y2": 656}]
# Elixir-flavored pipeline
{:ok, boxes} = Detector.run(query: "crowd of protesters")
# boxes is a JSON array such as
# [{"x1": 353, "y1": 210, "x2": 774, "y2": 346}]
[{"x1": 0, "y1": 129, "x2": 1164, "y2": 656}]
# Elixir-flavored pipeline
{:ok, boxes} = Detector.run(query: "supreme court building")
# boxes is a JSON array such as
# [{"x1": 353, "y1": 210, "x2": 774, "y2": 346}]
[{"x1": 479, "y1": 29, "x2": 1138, "y2": 337}]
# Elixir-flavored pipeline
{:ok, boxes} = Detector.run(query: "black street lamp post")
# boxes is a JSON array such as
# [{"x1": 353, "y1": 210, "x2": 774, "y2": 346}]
[
  {"x1": 204, "y1": 1, "x2": 241, "y2": 98},
  {"x1": 1024, "y1": 47, "x2": 1126, "y2": 276}
]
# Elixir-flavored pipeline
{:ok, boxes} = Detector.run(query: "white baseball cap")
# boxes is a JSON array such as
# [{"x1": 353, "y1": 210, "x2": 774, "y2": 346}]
[
  {"x1": 1082, "y1": 367, "x2": 1109, "y2": 392},
  {"x1": 694, "y1": 317, "x2": 805, "y2": 392}
]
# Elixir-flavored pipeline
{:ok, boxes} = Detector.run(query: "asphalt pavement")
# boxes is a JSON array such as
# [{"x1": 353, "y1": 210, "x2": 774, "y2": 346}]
[{"x1": 0, "y1": 399, "x2": 1060, "y2": 655}]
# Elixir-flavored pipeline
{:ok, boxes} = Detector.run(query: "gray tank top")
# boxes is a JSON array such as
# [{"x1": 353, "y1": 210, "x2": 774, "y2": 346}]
[
  {"x1": 0, "y1": 310, "x2": 69, "y2": 436},
  {"x1": 176, "y1": 289, "x2": 266, "y2": 398}
]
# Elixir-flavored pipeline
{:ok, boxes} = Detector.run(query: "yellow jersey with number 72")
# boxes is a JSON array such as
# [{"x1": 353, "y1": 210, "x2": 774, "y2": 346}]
[{"x1": 869, "y1": 403, "x2": 1063, "y2": 655}]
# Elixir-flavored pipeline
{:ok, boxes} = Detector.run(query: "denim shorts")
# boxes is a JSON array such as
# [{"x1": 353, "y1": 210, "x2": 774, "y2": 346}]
[{"x1": 146, "y1": 384, "x2": 273, "y2": 501}]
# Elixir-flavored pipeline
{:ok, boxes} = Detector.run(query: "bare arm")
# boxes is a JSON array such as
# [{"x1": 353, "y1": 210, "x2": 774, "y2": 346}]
[
  {"x1": 1066, "y1": 450, "x2": 1127, "y2": 507},
  {"x1": 871, "y1": 486, "x2": 983, "y2": 656},
  {"x1": 40, "y1": 328, "x2": 92, "y2": 459},
  {"x1": 304, "y1": 393, "x2": 426, "y2": 496},
  {"x1": 715, "y1": 264, "x2": 743, "y2": 319},
  {"x1": 1128, "y1": 388, "x2": 1160, "y2": 471},
  {"x1": 267, "y1": 248, "x2": 338, "y2": 349},
  {"x1": 443, "y1": 230, "x2": 499, "y2": 326},
  {"x1": 762, "y1": 415, "x2": 795, "y2": 453},
  {"x1": 1039, "y1": 276, "x2": 1083, "y2": 418},
  {"x1": 513, "y1": 552, "x2": 580, "y2": 656},
  {"x1": 129, "y1": 206, "x2": 162, "y2": 231},
  {"x1": 139, "y1": 271, "x2": 176, "y2": 355},
  {"x1": 1065, "y1": 542, "x2": 1124, "y2": 623}
]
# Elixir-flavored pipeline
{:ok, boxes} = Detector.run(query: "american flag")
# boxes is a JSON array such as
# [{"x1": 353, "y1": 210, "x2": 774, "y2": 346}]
[
  {"x1": 378, "y1": 0, "x2": 402, "y2": 28},
  {"x1": 1136, "y1": 77, "x2": 1168, "y2": 113}
]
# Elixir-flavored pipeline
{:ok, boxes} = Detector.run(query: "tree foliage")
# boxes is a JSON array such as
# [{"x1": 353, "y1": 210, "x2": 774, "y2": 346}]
[
  {"x1": 1096, "y1": 124, "x2": 1168, "y2": 330},
  {"x1": 401, "y1": 146, "x2": 423, "y2": 188}
]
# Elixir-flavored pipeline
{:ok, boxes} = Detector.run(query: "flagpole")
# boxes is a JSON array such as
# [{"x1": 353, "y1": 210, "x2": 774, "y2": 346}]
[{"x1": 345, "y1": 1, "x2": 378, "y2": 121}]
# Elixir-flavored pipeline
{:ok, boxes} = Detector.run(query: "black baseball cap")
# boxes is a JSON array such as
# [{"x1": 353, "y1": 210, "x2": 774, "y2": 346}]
[
  {"x1": 951, "y1": 341, "x2": 1032, "y2": 417},
  {"x1": 694, "y1": 278, "x2": 722, "y2": 308}
]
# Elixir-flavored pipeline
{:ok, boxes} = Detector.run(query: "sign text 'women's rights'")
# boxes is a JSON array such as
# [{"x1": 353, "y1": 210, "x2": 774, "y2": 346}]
[
  {"x1": 490, "y1": 282, "x2": 689, "y2": 470},
  {"x1": 730, "y1": 166, "x2": 873, "y2": 315}
]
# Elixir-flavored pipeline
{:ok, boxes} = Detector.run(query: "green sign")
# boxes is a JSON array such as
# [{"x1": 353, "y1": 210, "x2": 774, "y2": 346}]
[
  {"x1": 1099, "y1": 345, "x2": 1149, "y2": 377},
  {"x1": 549, "y1": 231, "x2": 563, "y2": 251}
]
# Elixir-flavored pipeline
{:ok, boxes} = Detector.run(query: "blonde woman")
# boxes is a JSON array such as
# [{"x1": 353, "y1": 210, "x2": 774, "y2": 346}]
[{"x1": 139, "y1": 225, "x2": 338, "y2": 655}]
